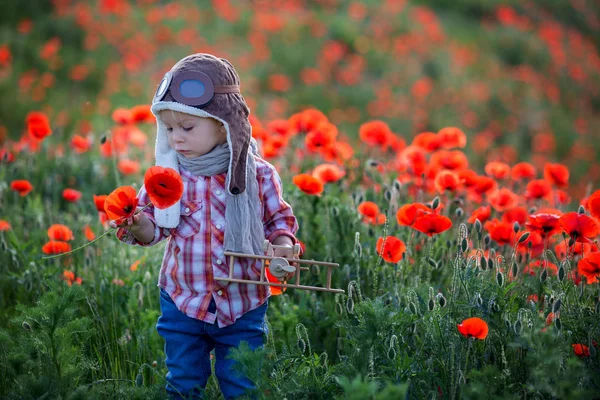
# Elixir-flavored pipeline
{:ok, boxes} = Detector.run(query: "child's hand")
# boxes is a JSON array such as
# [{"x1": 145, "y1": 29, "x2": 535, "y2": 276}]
[
  {"x1": 272, "y1": 244, "x2": 299, "y2": 282},
  {"x1": 109, "y1": 209, "x2": 148, "y2": 231}
]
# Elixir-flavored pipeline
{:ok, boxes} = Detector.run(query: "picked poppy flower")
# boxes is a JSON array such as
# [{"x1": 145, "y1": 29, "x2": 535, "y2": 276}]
[
  {"x1": 457, "y1": 317, "x2": 488, "y2": 339},
  {"x1": 572, "y1": 343, "x2": 590, "y2": 358},
  {"x1": 63, "y1": 188, "x2": 82, "y2": 202},
  {"x1": 104, "y1": 186, "x2": 139, "y2": 223},
  {"x1": 312, "y1": 163, "x2": 345, "y2": 183},
  {"x1": 47, "y1": 224, "x2": 74, "y2": 241},
  {"x1": 293, "y1": 173, "x2": 324, "y2": 196},
  {"x1": 0, "y1": 219, "x2": 11, "y2": 231},
  {"x1": 397, "y1": 203, "x2": 432, "y2": 226},
  {"x1": 143, "y1": 166, "x2": 184, "y2": 209},
  {"x1": 42, "y1": 240, "x2": 72, "y2": 255},
  {"x1": 376, "y1": 236, "x2": 406, "y2": 263},
  {"x1": 544, "y1": 163, "x2": 569, "y2": 187},
  {"x1": 559, "y1": 212, "x2": 599, "y2": 243},
  {"x1": 265, "y1": 267, "x2": 286, "y2": 296},
  {"x1": 413, "y1": 214, "x2": 452, "y2": 236},
  {"x1": 10, "y1": 180, "x2": 33, "y2": 196},
  {"x1": 578, "y1": 252, "x2": 600, "y2": 284},
  {"x1": 93, "y1": 194, "x2": 108, "y2": 212}
]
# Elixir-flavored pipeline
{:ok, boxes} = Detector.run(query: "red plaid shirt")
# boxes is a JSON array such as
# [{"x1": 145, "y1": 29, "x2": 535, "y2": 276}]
[{"x1": 117, "y1": 157, "x2": 299, "y2": 327}]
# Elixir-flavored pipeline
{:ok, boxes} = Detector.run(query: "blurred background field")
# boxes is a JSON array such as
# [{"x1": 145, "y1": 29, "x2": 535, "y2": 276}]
[{"x1": 1, "y1": 1, "x2": 600, "y2": 399}]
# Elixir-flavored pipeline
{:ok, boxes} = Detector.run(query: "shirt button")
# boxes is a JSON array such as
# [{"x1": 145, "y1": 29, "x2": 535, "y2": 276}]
[
  {"x1": 217, "y1": 290, "x2": 223, "y2": 296},
  {"x1": 184, "y1": 207, "x2": 190, "y2": 213},
  {"x1": 216, "y1": 189, "x2": 222, "y2": 196},
  {"x1": 216, "y1": 224, "x2": 222, "y2": 230},
  {"x1": 216, "y1": 259, "x2": 222, "y2": 265}
]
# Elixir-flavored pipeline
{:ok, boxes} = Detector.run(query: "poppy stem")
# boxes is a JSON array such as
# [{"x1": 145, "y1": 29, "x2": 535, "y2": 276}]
[{"x1": 41, "y1": 204, "x2": 152, "y2": 260}]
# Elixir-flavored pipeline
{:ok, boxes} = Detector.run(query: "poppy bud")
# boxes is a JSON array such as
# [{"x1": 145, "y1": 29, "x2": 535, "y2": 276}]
[
  {"x1": 492, "y1": 303, "x2": 501, "y2": 313},
  {"x1": 393, "y1": 180, "x2": 402, "y2": 192},
  {"x1": 428, "y1": 258, "x2": 438, "y2": 268},
  {"x1": 135, "y1": 373, "x2": 143, "y2": 387},
  {"x1": 554, "y1": 317, "x2": 562, "y2": 331},
  {"x1": 511, "y1": 262, "x2": 518, "y2": 278},
  {"x1": 453, "y1": 197, "x2": 464, "y2": 206},
  {"x1": 428, "y1": 299, "x2": 435, "y2": 311},
  {"x1": 513, "y1": 222, "x2": 520, "y2": 233},
  {"x1": 479, "y1": 256, "x2": 487, "y2": 270},
  {"x1": 22, "y1": 321, "x2": 32, "y2": 330},
  {"x1": 568, "y1": 237, "x2": 575, "y2": 247},
  {"x1": 505, "y1": 319, "x2": 512, "y2": 330},
  {"x1": 552, "y1": 299, "x2": 562, "y2": 313},
  {"x1": 474, "y1": 219, "x2": 482, "y2": 233},
  {"x1": 460, "y1": 238, "x2": 468, "y2": 253},
  {"x1": 335, "y1": 301, "x2": 343, "y2": 316},
  {"x1": 528, "y1": 206, "x2": 537, "y2": 214},
  {"x1": 596, "y1": 299, "x2": 600, "y2": 314},
  {"x1": 484, "y1": 234, "x2": 491, "y2": 246},
  {"x1": 496, "y1": 271, "x2": 504, "y2": 287},
  {"x1": 297, "y1": 338, "x2": 306, "y2": 354},
  {"x1": 0, "y1": 238, "x2": 7, "y2": 252},
  {"x1": 354, "y1": 232, "x2": 362, "y2": 258},
  {"x1": 446, "y1": 240, "x2": 453, "y2": 249},
  {"x1": 331, "y1": 206, "x2": 340, "y2": 217},
  {"x1": 455, "y1": 207, "x2": 463, "y2": 217},
  {"x1": 437, "y1": 293, "x2": 447, "y2": 308},
  {"x1": 100, "y1": 135, "x2": 107, "y2": 144},
  {"x1": 408, "y1": 302, "x2": 418, "y2": 314},
  {"x1": 517, "y1": 232, "x2": 530, "y2": 244},
  {"x1": 346, "y1": 297, "x2": 354, "y2": 314},
  {"x1": 487, "y1": 257, "x2": 494, "y2": 270},
  {"x1": 589, "y1": 344, "x2": 597, "y2": 358},
  {"x1": 558, "y1": 265, "x2": 565, "y2": 282},
  {"x1": 540, "y1": 269, "x2": 548, "y2": 283},
  {"x1": 432, "y1": 196, "x2": 440, "y2": 210},
  {"x1": 387, "y1": 347, "x2": 397, "y2": 361},
  {"x1": 475, "y1": 293, "x2": 483, "y2": 307},
  {"x1": 384, "y1": 189, "x2": 392, "y2": 202},
  {"x1": 514, "y1": 319, "x2": 522, "y2": 335},
  {"x1": 578, "y1": 205, "x2": 585, "y2": 215}
]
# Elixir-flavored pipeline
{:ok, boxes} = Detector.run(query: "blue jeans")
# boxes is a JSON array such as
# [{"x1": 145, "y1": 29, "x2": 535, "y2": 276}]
[{"x1": 156, "y1": 288, "x2": 268, "y2": 399}]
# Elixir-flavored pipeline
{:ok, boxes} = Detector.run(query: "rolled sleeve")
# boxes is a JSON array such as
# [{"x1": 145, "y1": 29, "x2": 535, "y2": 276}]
[
  {"x1": 260, "y1": 163, "x2": 299, "y2": 244},
  {"x1": 115, "y1": 186, "x2": 169, "y2": 247}
]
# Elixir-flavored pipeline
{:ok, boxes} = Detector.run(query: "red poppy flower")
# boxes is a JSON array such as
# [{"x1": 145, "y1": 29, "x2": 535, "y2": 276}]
[
  {"x1": 470, "y1": 175, "x2": 497, "y2": 195},
  {"x1": 434, "y1": 170, "x2": 461, "y2": 193},
  {"x1": 457, "y1": 317, "x2": 488, "y2": 339},
  {"x1": 293, "y1": 174, "x2": 324, "y2": 196},
  {"x1": 83, "y1": 224, "x2": 95, "y2": 241},
  {"x1": 430, "y1": 150, "x2": 469, "y2": 171},
  {"x1": 112, "y1": 108, "x2": 133, "y2": 125},
  {"x1": 396, "y1": 203, "x2": 432, "y2": 226},
  {"x1": 359, "y1": 120, "x2": 392, "y2": 149},
  {"x1": 376, "y1": 236, "x2": 406, "y2": 263},
  {"x1": 412, "y1": 132, "x2": 442, "y2": 152},
  {"x1": 42, "y1": 240, "x2": 72, "y2": 255},
  {"x1": 502, "y1": 206, "x2": 529, "y2": 225},
  {"x1": 143, "y1": 166, "x2": 184, "y2": 209},
  {"x1": 0, "y1": 220, "x2": 11, "y2": 231},
  {"x1": 413, "y1": 214, "x2": 452, "y2": 236},
  {"x1": 544, "y1": 163, "x2": 569, "y2": 187},
  {"x1": 104, "y1": 186, "x2": 139, "y2": 223},
  {"x1": 572, "y1": 344, "x2": 590, "y2": 358},
  {"x1": 62, "y1": 269, "x2": 82, "y2": 286},
  {"x1": 266, "y1": 267, "x2": 286, "y2": 296},
  {"x1": 26, "y1": 111, "x2": 52, "y2": 140},
  {"x1": 559, "y1": 212, "x2": 599, "y2": 242},
  {"x1": 118, "y1": 159, "x2": 141, "y2": 175},
  {"x1": 437, "y1": 126, "x2": 466, "y2": 149},
  {"x1": 357, "y1": 201, "x2": 379, "y2": 219},
  {"x1": 305, "y1": 122, "x2": 338, "y2": 152},
  {"x1": 468, "y1": 205, "x2": 491, "y2": 224},
  {"x1": 312, "y1": 163, "x2": 345, "y2": 183},
  {"x1": 0, "y1": 149, "x2": 15, "y2": 163},
  {"x1": 10, "y1": 180, "x2": 33, "y2": 196},
  {"x1": 526, "y1": 213, "x2": 561, "y2": 239},
  {"x1": 47, "y1": 224, "x2": 74, "y2": 241},
  {"x1": 525, "y1": 179, "x2": 552, "y2": 200},
  {"x1": 487, "y1": 188, "x2": 519, "y2": 212},
  {"x1": 130, "y1": 104, "x2": 155, "y2": 123},
  {"x1": 397, "y1": 145, "x2": 427, "y2": 176},
  {"x1": 70, "y1": 134, "x2": 91, "y2": 153},
  {"x1": 587, "y1": 189, "x2": 600, "y2": 220},
  {"x1": 288, "y1": 108, "x2": 328, "y2": 134},
  {"x1": 511, "y1": 162, "x2": 537, "y2": 181},
  {"x1": 93, "y1": 194, "x2": 107, "y2": 212},
  {"x1": 63, "y1": 188, "x2": 82, "y2": 202},
  {"x1": 484, "y1": 161, "x2": 511, "y2": 180},
  {"x1": 578, "y1": 252, "x2": 600, "y2": 284},
  {"x1": 484, "y1": 219, "x2": 515, "y2": 246}
]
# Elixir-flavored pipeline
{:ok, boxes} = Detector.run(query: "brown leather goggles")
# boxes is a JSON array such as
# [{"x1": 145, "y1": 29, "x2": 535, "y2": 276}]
[{"x1": 153, "y1": 71, "x2": 240, "y2": 107}]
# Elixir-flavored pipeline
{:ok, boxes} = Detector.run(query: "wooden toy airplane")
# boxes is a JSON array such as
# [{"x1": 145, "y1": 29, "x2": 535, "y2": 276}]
[{"x1": 215, "y1": 240, "x2": 344, "y2": 293}]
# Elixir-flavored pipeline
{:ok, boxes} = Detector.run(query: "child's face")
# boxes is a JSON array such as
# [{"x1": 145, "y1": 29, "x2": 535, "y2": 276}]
[{"x1": 160, "y1": 110, "x2": 227, "y2": 158}]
